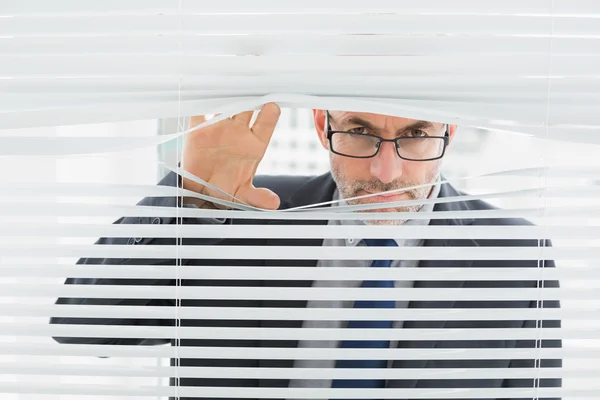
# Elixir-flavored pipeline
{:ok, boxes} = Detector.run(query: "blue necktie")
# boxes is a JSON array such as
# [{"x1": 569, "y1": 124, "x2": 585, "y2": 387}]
[{"x1": 331, "y1": 238, "x2": 397, "y2": 390}]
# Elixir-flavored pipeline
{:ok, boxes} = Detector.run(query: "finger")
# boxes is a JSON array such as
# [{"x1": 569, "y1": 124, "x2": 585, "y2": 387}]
[
  {"x1": 241, "y1": 186, "x2": 281, "y2": 210},
  {"x1": 231, "y1": 110, "x2": 254, "y2": 126},
  {"x1": 251, "y1": 103, "x2": 281, "y2": 144},
  {"x1": 188, "y1": 113, "x2": 223, "y2": 134},
  {"x1": 187, "y1": 115, "x2": 205, "y2": 131}
]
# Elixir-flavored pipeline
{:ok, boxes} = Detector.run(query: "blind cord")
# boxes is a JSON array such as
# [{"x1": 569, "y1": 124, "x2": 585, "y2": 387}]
[
  {"x1": 174, "y1": 1, "x2": 184, "y2": 399},
  {"x1": 534, "y1": 1, "x2": 556, "y2": 398}
]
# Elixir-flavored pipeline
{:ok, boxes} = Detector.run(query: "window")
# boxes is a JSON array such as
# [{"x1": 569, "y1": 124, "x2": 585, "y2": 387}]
[{"x1": 1, "y1": 2, "x2": 598, "y2": 399}]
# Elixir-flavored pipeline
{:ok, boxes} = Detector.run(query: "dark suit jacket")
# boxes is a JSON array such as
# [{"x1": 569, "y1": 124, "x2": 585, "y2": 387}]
[{"x1": 50, "y1": 171, "x2": 561, "y2": 400}]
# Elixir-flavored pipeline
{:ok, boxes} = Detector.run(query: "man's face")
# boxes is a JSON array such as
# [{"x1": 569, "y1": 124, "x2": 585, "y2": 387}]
[{"x1": 313, "y1": 110, "x2": 456, "y2": 225}]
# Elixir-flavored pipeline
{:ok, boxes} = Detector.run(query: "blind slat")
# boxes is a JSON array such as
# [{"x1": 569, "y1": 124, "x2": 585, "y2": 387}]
[
  {"x1": 4, "y1": 75, "x2": 600, "y2": 93},
  {"x1": 0, "y1": 244, "x2": 592, "y2": 260},
  {"x1": 2, "y1": 363, "x2": 588, "y2": 380},
  {"x1": 5, "y1": 36, "x2": 600, "y2": 56},
  {"x1": 4, "y1": 0, "x2": 599, "y2": 16},
  {"x1": 4, "y1": 15, "x2": 597, "y2": 37},
  {"x1": 1, "y1": 285, "x2": 581, "y2": 301},
  {"x1": 2, "y1": 223, "x2": 599, "y2": 240},
  {"x1": 4, "y1": 55, "x2": 600, "y2": 76},
  {"x1": 0, "y1": 343, "x2": 579, "y2": 360},
  {"x1": 2, "y1": 304, "x2": 588, "y2": 321},
  {"x1": 0, "y1": 383, "x2": 584, "y2": 399},
  {"x1": 1, "y1": 265, "x2": 593, "y2": 280},
  {"x1": 1, "y1": 325, "x2": 580, "y2": 341},
  {"x1": 2, "y1": 201, "x2": 596, "y2": 219}
]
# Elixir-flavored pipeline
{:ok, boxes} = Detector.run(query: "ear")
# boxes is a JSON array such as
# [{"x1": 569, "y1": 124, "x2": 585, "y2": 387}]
[
  {"x1": 447, "y1": 124, "x2": 458, "y2": 145},
  {"x1": 313, "y1": 109, "x2": 329, "y2": 150}
]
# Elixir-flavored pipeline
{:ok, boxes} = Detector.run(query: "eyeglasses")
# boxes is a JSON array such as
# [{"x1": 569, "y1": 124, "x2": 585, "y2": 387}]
[{"x1": 325, "y1": 111, "x2": 449, "y2": 161}]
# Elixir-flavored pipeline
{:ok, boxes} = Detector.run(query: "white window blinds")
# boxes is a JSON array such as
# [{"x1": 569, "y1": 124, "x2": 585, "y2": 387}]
[{"x1": 1, "y1": 1, "x2": 599, "y2": 399}]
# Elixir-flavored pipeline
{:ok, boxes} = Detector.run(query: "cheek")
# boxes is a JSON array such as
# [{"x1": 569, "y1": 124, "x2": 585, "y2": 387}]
[
  {"x1": 402, "y1": 162, "x2": 420, "y2": 179},
  {"x1": 405, "y1": 160, "x2": 441, "y2": 182},
  {"x1": 333, "y1": 156, "x2": 372, "y2": 178}
]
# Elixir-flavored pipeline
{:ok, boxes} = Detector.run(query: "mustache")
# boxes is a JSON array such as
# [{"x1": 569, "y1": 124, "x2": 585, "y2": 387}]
[{"x1": 349, "y1": 179, "x2": 420, "y2": 199}]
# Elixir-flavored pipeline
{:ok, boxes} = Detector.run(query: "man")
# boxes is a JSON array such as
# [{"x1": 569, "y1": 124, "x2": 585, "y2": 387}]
[{"x1": 50, "y1": 104, "x2": 561, "y2": 400}]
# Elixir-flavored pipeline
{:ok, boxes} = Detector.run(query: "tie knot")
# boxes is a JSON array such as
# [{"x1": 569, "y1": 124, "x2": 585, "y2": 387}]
[{"x1": 363, "y1": 238, "x2": 397, "y2": 247}]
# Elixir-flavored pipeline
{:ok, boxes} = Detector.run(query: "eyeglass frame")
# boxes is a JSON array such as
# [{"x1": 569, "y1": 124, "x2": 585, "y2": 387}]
[{"x1": 325, "y1": 110, "x2": 450, "y2": 161}]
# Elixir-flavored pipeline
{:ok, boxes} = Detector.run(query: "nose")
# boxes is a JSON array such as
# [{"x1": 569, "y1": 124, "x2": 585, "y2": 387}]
[{"x1": 369, "y1": 141, "x2": 403, "y2": 184}]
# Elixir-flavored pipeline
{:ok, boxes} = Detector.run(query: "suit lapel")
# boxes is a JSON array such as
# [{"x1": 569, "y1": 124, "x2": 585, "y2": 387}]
[
  {"x1": 262, "y1": 171, "x2": 337, "y2": 270},
  {"x1": 387, "y1": 180, "x2": 477, "y2": 389},
  {"x1": 258, "y1": 173, "x2": 336, "y2": 382}
]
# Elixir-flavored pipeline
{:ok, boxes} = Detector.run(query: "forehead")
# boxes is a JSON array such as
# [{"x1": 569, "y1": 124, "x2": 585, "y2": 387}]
[{"x1": 328, "y1": 110, "x2": 437, "y2": 128}]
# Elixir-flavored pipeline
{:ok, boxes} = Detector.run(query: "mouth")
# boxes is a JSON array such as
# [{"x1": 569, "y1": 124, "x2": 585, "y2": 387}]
[{"x1": 361, "y1": 190, "x2": 407, "y2": 203}]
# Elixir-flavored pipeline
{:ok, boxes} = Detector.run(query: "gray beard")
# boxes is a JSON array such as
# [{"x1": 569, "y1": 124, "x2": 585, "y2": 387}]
[{"x1": 330, "y1": 164, "x2": 438, "y2": 226}]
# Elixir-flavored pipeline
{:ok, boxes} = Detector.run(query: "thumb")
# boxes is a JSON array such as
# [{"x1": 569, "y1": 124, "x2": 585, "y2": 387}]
[{"x1": 243, "y1": 187, "x2": 281, "y2": 210}]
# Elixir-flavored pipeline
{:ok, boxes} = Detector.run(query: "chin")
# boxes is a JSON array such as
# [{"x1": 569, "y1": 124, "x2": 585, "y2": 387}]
[{"x1": 357, "y1": 206, "x2": 408, "y2": 226}]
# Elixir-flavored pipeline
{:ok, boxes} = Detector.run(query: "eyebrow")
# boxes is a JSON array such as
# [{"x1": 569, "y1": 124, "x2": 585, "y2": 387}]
[{"x1": 330, "y1": 113, "x2": 437, "y2": 135}]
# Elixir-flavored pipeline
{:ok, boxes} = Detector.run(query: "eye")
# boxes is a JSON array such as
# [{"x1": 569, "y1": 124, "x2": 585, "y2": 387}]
[
  {"x1": 348, "y1": 127, "x2": 368, "y2": 135},
  {"x1": 409, "y1": 129, "x2": 428, "y2": 138}
]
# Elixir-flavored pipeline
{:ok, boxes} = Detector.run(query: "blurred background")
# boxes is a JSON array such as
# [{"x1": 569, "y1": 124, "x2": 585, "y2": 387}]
[{"x1": 158, "y1": 108, "x2": 491, "y2": 181}]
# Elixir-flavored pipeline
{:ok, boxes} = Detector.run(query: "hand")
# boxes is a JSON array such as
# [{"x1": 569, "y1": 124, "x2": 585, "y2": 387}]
[{"x1": 181, "y1": 102, "x2": 281, "y2": 210}]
